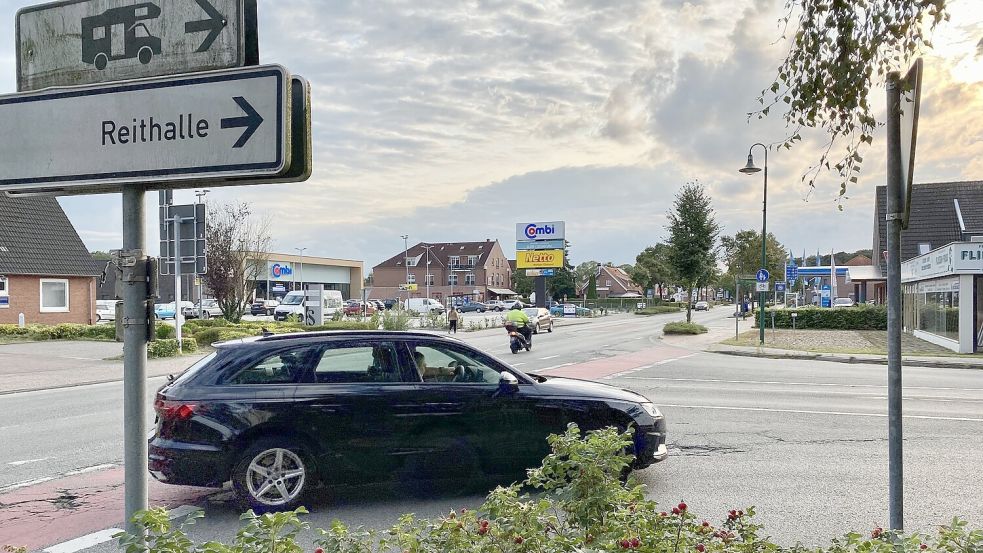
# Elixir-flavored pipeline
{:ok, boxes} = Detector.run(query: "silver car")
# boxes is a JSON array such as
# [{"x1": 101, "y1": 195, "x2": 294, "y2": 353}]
[{"x1": 523, "y1": 307, "x2": 554, "y2": 334}]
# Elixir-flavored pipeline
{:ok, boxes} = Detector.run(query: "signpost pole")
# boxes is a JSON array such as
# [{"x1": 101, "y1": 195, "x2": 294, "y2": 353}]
[
  {"x1": 121, "y1": 186, "x2": 148, "y2": 535},
  {"x1": 886, "y1": 72, "x2": 905, "y2": 532},
  {"x1": 173, "y1": 212, "x2": 183, "y2": 352}
]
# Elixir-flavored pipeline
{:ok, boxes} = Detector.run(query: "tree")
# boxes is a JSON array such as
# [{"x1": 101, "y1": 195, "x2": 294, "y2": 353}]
[
  {"x1": 720, "y1": 230, "x2": 788, "y2": 280},
  {"x1": 629, "y1": 244, "x2": 674, "y2": 298},
  {"x1": 203, "y1": 202, "x2": 272, "y2": 323},
  {"x1": 90, "y1": 250, "x2": 112, "y2": 260},
  {"x1": 756, "y1": 0, "x2": 948, "y2": 199},
  {"x1": 666, "y1": 182, "x2": 720, "y2": 322},
  {"x1": 573, "y1": 261, "x2": 600, "y2": 289},
  {"x1": 512, "y1": 268, "x2": 534, "y2": 297},
  {"x1": 548, "y1": 243, "x2": 577, "y2": 301},
  {"x1": 586, "y1": 274, "x2": 598, "y2": 300}
]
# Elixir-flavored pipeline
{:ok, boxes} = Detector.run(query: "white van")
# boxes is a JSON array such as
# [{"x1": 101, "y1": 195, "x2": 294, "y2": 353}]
[
  {"x1": 406, "y1": 297, "x2": 445, "y2": 314},
  {"x1": 274, "y1": 290, "x2": 344, "y2": 322}
]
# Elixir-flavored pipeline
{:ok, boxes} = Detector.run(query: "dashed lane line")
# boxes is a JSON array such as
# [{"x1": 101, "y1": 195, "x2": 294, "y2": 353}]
[{"x1": 658, "y1": 403, "x2": 983, "y2": 423}]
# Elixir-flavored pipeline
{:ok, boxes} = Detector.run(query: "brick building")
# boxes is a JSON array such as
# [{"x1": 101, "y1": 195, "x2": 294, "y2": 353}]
[
  {"x1": 371, "y1": 240, "x2": 516, "y2": 303},
  {"x1": 577, "y1": 265, "x2": 643, "y2": 298},
  {"x1": 0, "y1": 195, "x2": 100, "y2": 325}
]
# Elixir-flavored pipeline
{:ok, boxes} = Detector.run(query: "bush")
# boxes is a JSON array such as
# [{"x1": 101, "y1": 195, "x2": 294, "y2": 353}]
[
  {"x1": 115, "y1": 424, "x2": 983, "y2": 553},
  {"x1": 664, "y1": 321, "x2": 709, "y2": 335},
  {"x1": 0, "y1": 325, "x2": 32, "y2": 337},
  {"x1": 148, "y1": 339, "x2": 180, "y2": 358},
  {"x1": 81, "y1": 324, "x2": 117, "y2": 340},
  {"x1": 757, "y1": 306, "x2": 887, "y2": 330},
  {"x1": 155, "y1": 324, "x2": 176, "y2": 340},
  {"x1": 635, "y1": 306, "x2": 682, "y2": 315},
  {"x1": 181, "y1": 337, "x2": 198, "y2": 353},
  {"x1": 381, "y1": 310, "x2": 412, "y2": 331},
  {"x1": 182, "y1": 318, "x2": 229, "y2": 334}
]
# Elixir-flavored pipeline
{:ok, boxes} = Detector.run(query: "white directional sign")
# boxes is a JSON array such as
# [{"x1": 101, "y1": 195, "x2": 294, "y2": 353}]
[
  {"x1": 17, "y1": 0, "x2": 257, "y2": 92},
  {"x1": 756, "y1": 282, "x2": 770, "y2": 292},
  {"x1": 0, "y1": 64, "x2": 290, "y2": 194}
]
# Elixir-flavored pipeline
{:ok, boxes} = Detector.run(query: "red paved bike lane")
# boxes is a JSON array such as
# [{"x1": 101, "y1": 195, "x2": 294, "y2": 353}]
[
  {"x1": 0, "y1": 467, "x2": 213, "y2": 551},
  {"x1": 542, "y1": 344, "x2": 696, "y2": 380}
]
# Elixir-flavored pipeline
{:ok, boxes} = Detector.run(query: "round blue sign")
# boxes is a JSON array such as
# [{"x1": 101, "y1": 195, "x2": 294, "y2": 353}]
[{"x1": 756, "y1": 269, "x2": 770, "y2": 282}]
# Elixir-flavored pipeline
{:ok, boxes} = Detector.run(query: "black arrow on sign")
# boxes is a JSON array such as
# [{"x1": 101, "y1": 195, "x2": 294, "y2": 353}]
[
  {"x1": 185, "y1": 0, "x2": 226, "y2": 53},
  {"x1": 221, "y1": 97, "x2": 264, "y2": 148}
]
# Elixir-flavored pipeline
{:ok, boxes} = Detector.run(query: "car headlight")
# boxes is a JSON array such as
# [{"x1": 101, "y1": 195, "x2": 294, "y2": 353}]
[{"x1": 640, "y1": 402, "x2": 663, "y2": 418}]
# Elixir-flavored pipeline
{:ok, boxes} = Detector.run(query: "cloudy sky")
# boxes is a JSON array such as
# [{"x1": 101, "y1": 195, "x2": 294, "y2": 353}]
[{"x1": 1, "y1": 0, "x2": 981, "y2": 271}]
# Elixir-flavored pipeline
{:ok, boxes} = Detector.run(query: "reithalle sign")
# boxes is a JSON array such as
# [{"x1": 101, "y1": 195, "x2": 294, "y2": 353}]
[{"x1": 517, "y1": 249, "x2": 564, "y2": 269}]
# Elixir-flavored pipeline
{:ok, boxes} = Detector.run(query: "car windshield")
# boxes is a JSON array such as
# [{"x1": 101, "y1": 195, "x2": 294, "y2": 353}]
[
  {"x1": 523, "y1": 308, "x2": 539, "y2": 317},
  {"x1": 281, "y1": 295, "x2": 304, "y2": 305}
]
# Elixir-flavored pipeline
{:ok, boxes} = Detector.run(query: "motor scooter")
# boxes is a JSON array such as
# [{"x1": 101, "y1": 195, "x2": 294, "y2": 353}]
[{"x1": 504, "y1": 322, "x2": 532, "y2": 354}]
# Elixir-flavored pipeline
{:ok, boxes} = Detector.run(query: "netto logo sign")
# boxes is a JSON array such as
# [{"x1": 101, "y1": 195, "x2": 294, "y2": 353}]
[
  {"x1": 271, "y1": 263, "x2": 293, "y2": 278},
  {"x1": 516, "y1": 221, "x2": 565, "y2": 242},
  {"x1": 517, "y1": 249, "x2": 564, "y2": 269}
]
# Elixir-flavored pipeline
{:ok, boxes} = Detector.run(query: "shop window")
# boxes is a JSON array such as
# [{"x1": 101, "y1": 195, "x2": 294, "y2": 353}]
[{"x1": 40, "y1": 279, "x2": 69, "y2": 312}]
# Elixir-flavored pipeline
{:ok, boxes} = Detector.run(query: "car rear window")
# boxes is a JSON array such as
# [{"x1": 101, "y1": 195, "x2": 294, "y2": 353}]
[{"x1": 170, "y1": 352, "x2": 218, "y2": 386}]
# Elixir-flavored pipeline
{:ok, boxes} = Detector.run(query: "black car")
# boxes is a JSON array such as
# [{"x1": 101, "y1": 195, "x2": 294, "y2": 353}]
[{"x1": 149, "y1": 331, "x2": 667, "y2": 510}]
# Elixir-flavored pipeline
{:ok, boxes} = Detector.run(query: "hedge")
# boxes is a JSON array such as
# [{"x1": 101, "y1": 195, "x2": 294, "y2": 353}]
[
  {"x1": 635, "y1": 306, "x2": 682, "y2": 315},
  {"x1": 755, "y1": 306, "x2": 887, "y2": 330},
  {"x1": 663, "y1": 321, "x2": 709, "y2": 334},
  {"x1": 0, "y1": 323, "x2": 116, "y2": 341}
]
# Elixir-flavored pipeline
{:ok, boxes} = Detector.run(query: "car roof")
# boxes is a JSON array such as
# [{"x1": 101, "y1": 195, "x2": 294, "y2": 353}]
[{"x1": 214, "y1": 330, "x2": 465, "y2": 349}]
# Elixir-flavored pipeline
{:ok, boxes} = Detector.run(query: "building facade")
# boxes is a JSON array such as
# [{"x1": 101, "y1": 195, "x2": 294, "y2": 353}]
[
  {"x1": 577, "y1": 265, "x2": 643, "y2": 298},
  {"x1": 254, "y1": 252, "x2": 363, "y2": 301},
  {"x1": 0, "y1": 196, "x2": 100, "y2": 325},
  {"x1": 372, "y1": 240, "x2": 515, "y2": 303},
  {"x1": 901, "y1": 241, "x2": 983, "y2": 354}
]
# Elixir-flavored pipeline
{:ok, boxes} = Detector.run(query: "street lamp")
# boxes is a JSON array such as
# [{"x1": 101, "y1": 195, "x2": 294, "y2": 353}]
[
  {"x1": 401, "y1": 235, "x2": 410, "y2": 308},
  {"x1": 739, "y1": 143, "x2": 768, "y2": 346},
  {"x1": 294, "y1": 247, "x2": 307, "y2": 291},
  {"x1": 421, "y1": 244, "x2": 436, "y2": 300}
]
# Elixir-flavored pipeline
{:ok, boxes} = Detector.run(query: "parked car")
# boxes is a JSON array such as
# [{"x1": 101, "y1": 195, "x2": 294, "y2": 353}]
[
  {"x1": 832, "y1": 297, "x2": 856, "y2": 308},
  {"x1": 274, "y1": 290, "x2": 345, "y2": 322},
  {"x1": 96, "y1": 299, "x2": 117, "y2": 322},
  {"x1": 368, "y1": 299, "x2": 386, "y2": 311},
  {"x1": 550, "y1": 304, "x2": 591, "y2": 317},
  {"x1": 149, "y1": 331, "x2": 667, "y2": 510},
  {"x1": 187, "y1": 299, "x2": 223, "y2": 320},
  {"x1": 383, "y1": 298, "x2": 400, "y2": 310},
  {"x1": 344, "y1": 301, "x2": 377, "y2": 316},
  {"x1": 457, "y1": 302, "x2": 488, "y2": 313},
  {"x1": 523, "y1": 307, "x2": 554, "y2": 334},
  {"x1": 251, "y1": 299, "x2": 279, "y2": 316},
  {"x1": 406, "y1": 297, "x2": 445, "y2": 314},
  {"x1": 155, "y1": 301, "x2": 195, "y2": 320},
  {"x1": 484, "y1": 300, "x2": 508, "y2": 312},
  {"x1": 694, "y1": 301, "x2": 710, "y2": 311}
]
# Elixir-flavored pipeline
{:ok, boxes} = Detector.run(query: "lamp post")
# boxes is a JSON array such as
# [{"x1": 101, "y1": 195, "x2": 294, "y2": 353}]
[
  {"x1": 421, "y1": 244, "x2": 435, "y2": 301},
  {"x1": 739, "y1": 143, "x2": 768, "y2": 346},
  {"x1": 401, "y1": 235, "x2": 409, "y2": 308},
  {"x1": 294, "y1": 247, "x2": 307, "y2": 291}
]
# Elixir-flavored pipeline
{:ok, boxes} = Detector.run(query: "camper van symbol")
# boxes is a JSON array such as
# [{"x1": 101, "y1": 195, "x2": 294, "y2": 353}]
[{"x1": 82, "y1": 3, "x2": 162, "y2": 70}]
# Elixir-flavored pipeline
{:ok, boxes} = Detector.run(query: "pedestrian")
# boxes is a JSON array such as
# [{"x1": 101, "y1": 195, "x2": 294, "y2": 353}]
[{"x1": 448, "y1": 306, "x2": 460, "y2": 334}]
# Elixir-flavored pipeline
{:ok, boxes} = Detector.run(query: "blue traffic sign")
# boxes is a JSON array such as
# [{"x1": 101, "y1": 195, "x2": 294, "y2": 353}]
[
  {"x1": 776, "y1": 282, "x2": 786, "y2": 293},
  {"x1": 756, "y1": 269, "x2": 770, "y2": 282},
  {"x1": 786, "y1": 266, "x2": 799, "y2": 281},
  {"x1": 540, "y1": 269, "x2": 556, "y2": 277}
]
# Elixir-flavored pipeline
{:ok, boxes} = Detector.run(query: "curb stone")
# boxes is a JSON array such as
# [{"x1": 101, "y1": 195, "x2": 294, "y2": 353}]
[{"x1": 706, "y1": 344, "x2": 983, "y2": 371}]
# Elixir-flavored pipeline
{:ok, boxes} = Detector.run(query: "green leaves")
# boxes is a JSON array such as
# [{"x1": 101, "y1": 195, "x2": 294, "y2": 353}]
[
  {"x1": 666, "y1": 182, "x2": 721, "y2": 323},
  {"x1": 754, "y1": 0, "x2": 947, "y2": 196}
]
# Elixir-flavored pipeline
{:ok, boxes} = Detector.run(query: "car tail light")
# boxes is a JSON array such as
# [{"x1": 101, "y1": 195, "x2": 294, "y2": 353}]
[{"x1": 154, "y1": 393, "x2": 200, "y2": 421}]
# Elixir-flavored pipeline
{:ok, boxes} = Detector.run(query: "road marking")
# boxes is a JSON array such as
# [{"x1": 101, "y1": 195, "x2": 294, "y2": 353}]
[
  {"x1": 620, "y1": 376, "x2": 983, "y2": 392},
  {"x1": 540, "y1": 362, "x2": 575, "y2": 371},
  {"x1": 8, "y1": 457, "x2": 50, "y2": 466},
  {"x1": 539, "y1": 355, "x2": 560, "y2": 360},
  {"x1": 0, "y1": 476, "x2": 53, "y2": 494},
  {"x1": 65, "y1": 463, "x2": 117, "y2": 476},
  {"x1": 512, "y1": 362, "x2": 526, "y2": 367},
  {"x1": 43, "y1": 529, "x2": 123, "y2": 553},
  {"x1": 658, "y1": 403, "x2": 983, "y2": 423},
  {"x1": 603, "y1": 353, "x2": 702, "y2": 379}
]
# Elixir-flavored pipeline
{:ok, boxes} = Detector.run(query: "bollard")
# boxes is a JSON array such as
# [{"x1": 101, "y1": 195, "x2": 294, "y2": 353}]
[{"x1": 18, "y1": 313, "x2": 25, "y2": 328}]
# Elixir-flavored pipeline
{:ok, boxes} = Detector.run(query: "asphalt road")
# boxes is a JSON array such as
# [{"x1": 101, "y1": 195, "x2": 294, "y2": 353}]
[{"x1": 2, "y1": 308, "x2": 982, "y2": 549}]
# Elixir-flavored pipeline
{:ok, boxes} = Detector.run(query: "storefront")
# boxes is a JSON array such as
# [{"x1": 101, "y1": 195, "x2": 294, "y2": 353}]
[
  {"x1": 254, "y1": 253, "x2": 363, "y2": 302},
  {"x1": 901, "y1": 242, "x2": 983, "y2": 354}
]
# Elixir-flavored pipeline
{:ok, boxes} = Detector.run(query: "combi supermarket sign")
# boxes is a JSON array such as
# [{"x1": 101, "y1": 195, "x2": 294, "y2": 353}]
[
  {"x1": 517, "y1": 249, "x2": 564, "y2": 269},
  {"x1": 516, "y1": 221, "x2": 565, "y2": 242}
]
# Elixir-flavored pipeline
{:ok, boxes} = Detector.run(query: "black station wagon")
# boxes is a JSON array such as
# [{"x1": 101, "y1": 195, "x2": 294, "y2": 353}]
[{"x1": 149, "y1": 331, "x2": 667, "y2": 509}]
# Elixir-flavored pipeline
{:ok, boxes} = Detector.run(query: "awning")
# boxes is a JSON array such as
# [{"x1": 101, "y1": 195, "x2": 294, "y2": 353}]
[{"x1": 487, "y1": 288, "x2": 518, "y2": 296}]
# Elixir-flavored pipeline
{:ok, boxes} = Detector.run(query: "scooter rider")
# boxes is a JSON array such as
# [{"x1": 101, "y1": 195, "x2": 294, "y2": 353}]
[{"x1": 506, "y1": 303, "x2": 533, "y2": 345}]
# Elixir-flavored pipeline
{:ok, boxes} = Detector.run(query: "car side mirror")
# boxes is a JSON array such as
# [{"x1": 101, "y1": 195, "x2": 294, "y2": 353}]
[{"x1": 499, "y1": 371, "x2": 519, "y2": 393}]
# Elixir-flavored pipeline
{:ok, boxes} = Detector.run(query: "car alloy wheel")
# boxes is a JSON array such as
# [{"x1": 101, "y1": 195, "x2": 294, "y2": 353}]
[{"x1": 234, "y1": 441, "x2": 310, "y2": 510}]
